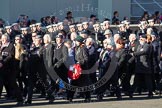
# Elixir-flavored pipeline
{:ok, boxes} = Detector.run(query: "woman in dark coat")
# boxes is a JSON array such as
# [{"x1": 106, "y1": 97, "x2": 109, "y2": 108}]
[{"x1": 115, "y1": 39, "x2": 132, "y2": 97}]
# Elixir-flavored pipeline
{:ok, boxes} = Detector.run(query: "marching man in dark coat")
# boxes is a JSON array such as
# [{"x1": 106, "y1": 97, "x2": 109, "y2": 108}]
[
  {"x1": 131, "y1": 34, "x2": 153, "y2": 98},
  {"x1": 53, "y1": 35, "x2": 68, "y2": 83},
  {"x1": 0, "y1": 34, "x2": 23, "y2": 105}
]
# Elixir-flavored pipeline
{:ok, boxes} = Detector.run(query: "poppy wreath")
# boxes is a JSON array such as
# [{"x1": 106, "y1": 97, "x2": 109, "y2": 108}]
[{"x1": 68, "y1": 64, "x2": 82, "y2": 80}]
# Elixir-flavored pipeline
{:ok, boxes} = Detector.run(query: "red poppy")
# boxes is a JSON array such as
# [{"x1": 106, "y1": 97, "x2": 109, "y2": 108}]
[{"x1": 68, "y1": 64, "x2": 82, "y2": 80}]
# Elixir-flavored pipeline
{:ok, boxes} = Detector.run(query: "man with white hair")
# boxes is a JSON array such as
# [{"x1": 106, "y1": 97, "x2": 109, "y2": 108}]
[
  {"x1": 70, "y1": 32, "x2": 77, "y2": 48},
  {"x1": 128, "y1": 33, "x2": 139, "y2": 77},
  {"x1": 147, "y1": 27, "x2": 153, "y2": 35},
  {"x1": 150, "y1": 32, "x2": 160, "y2": 88},
  {"x1": 114, "y1": 34, "x2": 121, "y2": 44},
  {"x1": 40, "y1": 34, "x2": 57, "y2": 103},
  {"x1": 129, "y1": 34, "x2": 139, "y2": 52},
  {"x1": 85, "y1": 38, "x2": 97, "y2": 84},
  {"x1": 96, "y1": 38, "x2": 117, "y2": 101},
  {"x1": 0, "y1": 34, "x2": 23, "y2": 105}
]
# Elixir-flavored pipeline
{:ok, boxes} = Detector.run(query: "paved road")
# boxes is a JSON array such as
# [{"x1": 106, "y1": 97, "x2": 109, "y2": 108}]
[{"x1": 0, "y1": 94, "x2": 162, "y2": 108}]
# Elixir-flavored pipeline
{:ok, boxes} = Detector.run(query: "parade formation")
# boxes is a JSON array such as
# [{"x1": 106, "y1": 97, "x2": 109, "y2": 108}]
[{"x1": 0, "y1": 10, "x2": 162, "y2": 106}]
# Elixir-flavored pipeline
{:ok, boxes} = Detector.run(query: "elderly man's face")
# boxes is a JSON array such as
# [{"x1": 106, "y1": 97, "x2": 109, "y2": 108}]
[
  {"x1": 1, "y1": 35, "x2": 8, "y2": 44},
  {"x1": 43, "y1": 36, "x2": 49, "y2": 44},
  {"x1": 139, "y1": 37, "x2": 146, "y2": 45},
  {"x1": 85, "y1": 39, "x2": 91, "y2": 46}
]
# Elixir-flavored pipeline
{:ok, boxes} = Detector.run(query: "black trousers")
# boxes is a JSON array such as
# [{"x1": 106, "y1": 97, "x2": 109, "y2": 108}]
[
  {"x1": 26, "y1": 60, "x2": 46, "y2": 101},
  {"x1": 14, "y1": 60, "x2": 24, "y2": 91},
  {"x1": 96, "y1": 69, "x2": 121, "y2": 98},
  {"x1": 0, "y1": 68, "x2": 23, "y2": 102},
  {"x1": 132, "y1": 73, "x2": 153, "y2": 95},
  {"x1": 89, "y1": 72, "x2": 97, "y2": 84}
]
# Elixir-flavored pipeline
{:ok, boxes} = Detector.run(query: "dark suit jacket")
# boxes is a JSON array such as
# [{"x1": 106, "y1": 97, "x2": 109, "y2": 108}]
[
  {"x1": 134, "y1": 43, "x2": 151, "y2": 74},
  {"x1": 0, "y1": 42, "x2": 15, "y2": 73},
  {"x1": 41, "y1": 43, "x2": 54, "y2": 67},
  {"x1": 53, "y1": 43, "x2": 69, "y2": 82},
  {"x1": 53, "y1": 43, "x2": 68, "y2": 67}
]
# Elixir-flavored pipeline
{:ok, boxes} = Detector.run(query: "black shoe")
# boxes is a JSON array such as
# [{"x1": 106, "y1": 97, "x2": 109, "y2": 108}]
[
  {"x1": 24, "y1": 100, "x2": 32, "y2": 104},
  {"x1": 84, "y1": 98, "x2": 91, "y2": 103},
  {"x1": 117, "y1": 96, "x2": 122, "y2": 100},
  {"x1": 148, "y1": 94, "x2": 153, "y2": 98},
  {"x1": 97, "y1": 95, "x2": 103, "y2": 101},
  {"x1": 48, "y1": 97, "x2": 55, "y2": 104},
  {"x1": 46, "y1": 97, "x2": 50, "y2": 100},
  {"x1": 148, "y1": 92, "x2": 153, "y2": 98},
  {"x1": 67, "y1": 98, "x2": 73, "y2": 103},
  {"x1": 16, "y1": 101, "x2": 23, "y2": 106},
  {"x1": 129, "y1": 93, "x2": 133, "y2": 98}
]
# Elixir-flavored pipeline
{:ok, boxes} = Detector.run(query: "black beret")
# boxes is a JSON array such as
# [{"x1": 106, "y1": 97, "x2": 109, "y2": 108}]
[{"x1": 140, "y1": 34, "x2": 147, "y2": 39}]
